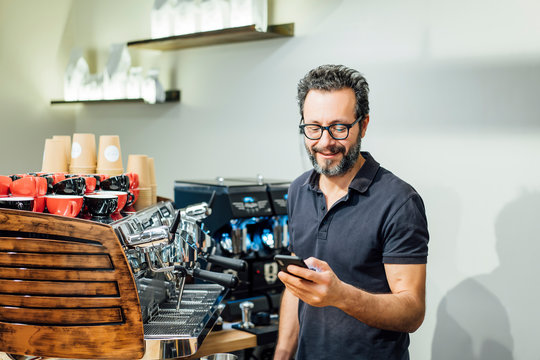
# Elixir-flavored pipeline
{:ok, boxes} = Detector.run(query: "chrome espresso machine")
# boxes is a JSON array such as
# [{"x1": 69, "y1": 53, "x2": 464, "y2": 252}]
[
  {"x1": 174, "y1": 176, "x2": 290, "y2": 321},
  {"x1": 112, "y1": 199, "x2": 247, "y2": 358}
]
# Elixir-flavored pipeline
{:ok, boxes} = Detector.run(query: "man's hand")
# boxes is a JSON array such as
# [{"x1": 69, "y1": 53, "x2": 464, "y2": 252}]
[
  {"x1": 277, "y1": 257, "x2": 344, "y2": 308},
  {"x1": 277, "y1": 256, "x2": 426, "y2": 333}
]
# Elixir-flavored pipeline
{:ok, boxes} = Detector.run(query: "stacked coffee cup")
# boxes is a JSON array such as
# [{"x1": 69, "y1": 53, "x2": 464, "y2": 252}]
[
  {"x1": 69, "y1": 133, "x2": 97, "y2": 174},
  {"x1": 148, "y1": 157, "x2": 157, "y2": 204},
  {"x1": 96, "y1": 135, "x2": 124, "y2": 176},
  {"x1": 127, "y1": 154, "x2": 156, "y2": 211},
  {"x1": 42, "y1": 138, "x2": 69, "y2": 173}
]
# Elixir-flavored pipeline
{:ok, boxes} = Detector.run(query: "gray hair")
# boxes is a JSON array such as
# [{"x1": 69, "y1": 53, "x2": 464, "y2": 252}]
[{"x1": 297, "y1": 64, "x2": 370, "y2": 123}]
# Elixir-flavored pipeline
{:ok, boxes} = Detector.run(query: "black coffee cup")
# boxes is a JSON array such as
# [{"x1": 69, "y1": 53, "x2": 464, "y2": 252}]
[
  {"x1": 53, "y1": 177, "x2": 86, "y2": 196},
  {"x1": 40, "y1": 175, "x2": 55, "y2": 194},
  {"x1": 84, "y1": 194, "x2": 118, "y2": 218},
  {"x1": 0, "y1": 196, "x2": 34, "y2": 211},
  {"x1": 100, "y1": 175, "x2": 130, "y2": 192}
]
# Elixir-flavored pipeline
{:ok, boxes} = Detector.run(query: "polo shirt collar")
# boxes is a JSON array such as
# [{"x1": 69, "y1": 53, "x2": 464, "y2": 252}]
[{"x1": 304, "y1": 151, "x2": 380, "y2": 194}]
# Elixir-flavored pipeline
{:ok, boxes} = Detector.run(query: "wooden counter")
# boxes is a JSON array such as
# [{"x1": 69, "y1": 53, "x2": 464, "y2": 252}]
[
  {"x1": 185, "y1": 328, "x2": 257, "y2": 359},
  {"x1": 1, "y1": 328, "x2": 258, "y2": 360}
]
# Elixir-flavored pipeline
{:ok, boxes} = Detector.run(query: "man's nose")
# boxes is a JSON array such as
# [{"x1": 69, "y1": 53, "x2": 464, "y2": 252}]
[{"x1": 318, "y1": 128, "x2": 336, "y2": 146}]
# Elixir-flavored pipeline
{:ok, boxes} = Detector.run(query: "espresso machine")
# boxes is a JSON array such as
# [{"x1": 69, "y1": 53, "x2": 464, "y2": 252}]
[
  {"x1": 174, "y1": 176, "x2": 290, "y2": 321},
  {"x1": 112, "y1": 199, "x2": 247, "y2": 358},
  {"x1": 0, "y1": 198, "x2": 248, "y2": 360}
]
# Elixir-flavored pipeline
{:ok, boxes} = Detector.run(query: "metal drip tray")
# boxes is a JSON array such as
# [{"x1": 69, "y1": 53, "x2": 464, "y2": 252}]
[{"x1": 144, "y1": 284, "x2": 226, "y2": 340}]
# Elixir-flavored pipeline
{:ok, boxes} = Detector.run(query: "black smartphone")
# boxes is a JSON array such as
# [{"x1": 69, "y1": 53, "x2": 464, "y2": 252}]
[{"x1": 274, "y1": 255, "x2": 309, "y2": 277}]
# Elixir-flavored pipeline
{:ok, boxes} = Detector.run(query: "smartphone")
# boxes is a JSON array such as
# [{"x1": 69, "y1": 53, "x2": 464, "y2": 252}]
[{"x1": 274, "y1": 255, "x2": 309, "y2": 277}]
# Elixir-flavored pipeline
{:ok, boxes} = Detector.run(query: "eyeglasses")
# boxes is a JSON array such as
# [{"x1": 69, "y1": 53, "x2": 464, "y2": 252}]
[{"x1": 299, "y1": 117, "x2": 362, "y2": 140}]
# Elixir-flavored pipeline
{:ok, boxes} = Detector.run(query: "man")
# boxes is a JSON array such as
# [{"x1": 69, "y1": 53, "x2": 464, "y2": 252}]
[{"x1": 274, "y1": 65, "x2": 429, "y2": 359}]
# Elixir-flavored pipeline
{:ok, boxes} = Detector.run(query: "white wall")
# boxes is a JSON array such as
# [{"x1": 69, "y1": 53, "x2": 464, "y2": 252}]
[
  {"x1": 0, "y1": 0, "x2": 75, "y2": 173},
  {"x1": 3, "y1": 0, "x2": 540, "y2": 358}
]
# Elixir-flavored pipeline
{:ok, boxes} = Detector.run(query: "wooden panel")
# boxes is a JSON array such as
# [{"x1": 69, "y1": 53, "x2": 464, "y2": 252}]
[
  {"x1": 0, "y1": 306, "x2": 123, "y2": 325},
  {"x1": 0, "y1": 237, "x2": 106, "y2": 253},
  {"x1": 0, "y1": 209, "x2": 144, "y2": 359},
  {"x1": 0, "y1": 279, "x2": 119, "y2": 296},
  {"x1": 0, "y1": 210, "x2": 118, "y2": 244},
  {"x1": 0, "y1": 324, "x2": 145, "y2": 359},
  {"x1": 0, "y1": 267, "x2": 117, "y2": 281},
  {"x1": 0, "y1": 294, "x2": 122, "y2": 308},
  {"x1": 0, "y1": 253, "x2": 112, "y2": 269}
]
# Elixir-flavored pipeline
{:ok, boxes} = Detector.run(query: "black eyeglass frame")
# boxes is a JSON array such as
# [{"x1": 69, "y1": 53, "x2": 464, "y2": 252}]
[{"x1": 299, "y1": 116, "x2": 363, "y2": 140}]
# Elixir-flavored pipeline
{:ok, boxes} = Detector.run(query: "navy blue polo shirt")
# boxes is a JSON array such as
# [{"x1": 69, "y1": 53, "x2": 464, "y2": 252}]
[{"x1": 287, "y1": 152, "x2": 429, "y2": 360}]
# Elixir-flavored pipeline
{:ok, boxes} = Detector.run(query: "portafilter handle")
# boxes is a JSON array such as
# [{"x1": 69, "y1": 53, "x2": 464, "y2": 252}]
[
  {"x1": 179, "y1": 191, "x2": 216, "y2": 223},
  {"x1": 169, "y1": 208, "x2": 182, "y2": 235},
  {"x1": 190, "y1": 268, "x2": 239, "y2": 288},
  {"x1": 205, "y1": 254, "x2": 247, "y2": 272}
]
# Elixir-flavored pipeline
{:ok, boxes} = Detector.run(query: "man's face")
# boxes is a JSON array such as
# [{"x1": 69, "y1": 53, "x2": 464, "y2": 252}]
[{"x1": 302, "y1": 88, "x2": 365, "y2": 177}]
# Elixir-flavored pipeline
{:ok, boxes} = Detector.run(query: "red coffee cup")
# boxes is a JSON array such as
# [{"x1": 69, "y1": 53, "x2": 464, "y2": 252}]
[
  {"x1": 0, "y1": 176, "x2": 12, "y2": 196},
  {"x1": 33, "y1": 195, "x2": 46, "y2": 213},
  {"x1": 45, "y1": 195, "x2": 84, "y2": 218},
  {"x1": 126, "y1": 172, "x2": 139, "y2": 190},
  {"x1": 10, "y1": 176, "x2": 47, "y2": 197},
  {"x1": 82, "y1": 176, "x2": 97, "y2": 194}
]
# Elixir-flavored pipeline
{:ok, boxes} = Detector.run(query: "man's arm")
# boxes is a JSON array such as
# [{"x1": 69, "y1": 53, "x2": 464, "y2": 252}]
[
  {"x1": 273, "y1": 288, "x2": 300, "y2": 360},
  {"x1": 279, "y1": 258, "x2": 426, "y2": 333}
]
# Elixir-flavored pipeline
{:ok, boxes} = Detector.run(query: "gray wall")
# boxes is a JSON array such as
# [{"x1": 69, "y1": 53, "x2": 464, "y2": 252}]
[{"x1": 2, "y1": 0, "x2": 540, "y2": 358}]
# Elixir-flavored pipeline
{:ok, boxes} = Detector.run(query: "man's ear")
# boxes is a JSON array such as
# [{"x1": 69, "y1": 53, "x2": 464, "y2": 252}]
[{"x1": 361, "y1": 115, "x2": 370, "y2": 138}]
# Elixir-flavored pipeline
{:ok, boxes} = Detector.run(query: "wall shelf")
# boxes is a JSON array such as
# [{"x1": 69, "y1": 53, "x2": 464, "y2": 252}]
[
  {"x1": 51, "y1": 23, "x2": 294, "y2": 105},
  {"x1": 50, "y1": 90, "x2": 181, "y2": 105},
  {"x1": 127, "y1": 23, "x2": 294, "y2": 51}
]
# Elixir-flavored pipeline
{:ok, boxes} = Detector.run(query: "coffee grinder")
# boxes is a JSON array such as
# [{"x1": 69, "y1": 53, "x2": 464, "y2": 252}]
[{"x1": 174, "y1": 176, "x2": 290, "y2": 321}]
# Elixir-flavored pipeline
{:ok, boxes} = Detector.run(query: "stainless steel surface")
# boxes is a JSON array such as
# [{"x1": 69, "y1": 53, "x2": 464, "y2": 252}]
[
  {"x1": 143, "y1": 284, "x2": 225, "y2": 360},
  {"x1": 271, "y1": 216, "x2": 288, "y2": 250},
  {"x1": 230, "y1": 226, "x2": 248, "y2": 254},
  {"x1": 201, "y1": 354, "x2": 238, "y2": 360},
  {"x1": 239, "y1": 301, "x2": 255, "y2": 329},
  {"x1": 128, "y1": 225, "x2": 172, "y2": 250},
  {"x1": 144, "y1": 284, "x2": 225, "y2": 339}
]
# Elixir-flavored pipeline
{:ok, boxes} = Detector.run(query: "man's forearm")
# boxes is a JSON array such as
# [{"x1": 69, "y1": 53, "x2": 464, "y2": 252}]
[
  {"x1": 338, "y1": 282, "x2": 425, "y2": 333},
  {"x1": 274, "y1": 289, "x2": 299, "y2": 360}
]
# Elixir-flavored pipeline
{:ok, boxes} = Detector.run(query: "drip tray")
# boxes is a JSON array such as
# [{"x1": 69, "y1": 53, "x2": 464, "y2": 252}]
[{"x1": 144, "y1": 283, "x2": 226, "y2": 340}]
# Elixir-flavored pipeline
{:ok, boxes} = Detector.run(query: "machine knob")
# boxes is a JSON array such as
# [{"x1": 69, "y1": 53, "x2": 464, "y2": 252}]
[{"x1": 239, "y1": 301, "x2": 255, "y2": 329}]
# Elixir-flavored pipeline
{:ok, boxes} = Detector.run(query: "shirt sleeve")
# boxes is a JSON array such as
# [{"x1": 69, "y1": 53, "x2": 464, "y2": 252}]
[{"x1": 381, "y1": 193, "x2": 429, "y2": 264}]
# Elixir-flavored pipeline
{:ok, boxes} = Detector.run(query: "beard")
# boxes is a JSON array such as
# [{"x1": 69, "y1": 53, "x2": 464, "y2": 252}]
[{"x1": 305, "y1": 133, "x2": 362, "y2": 177}]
